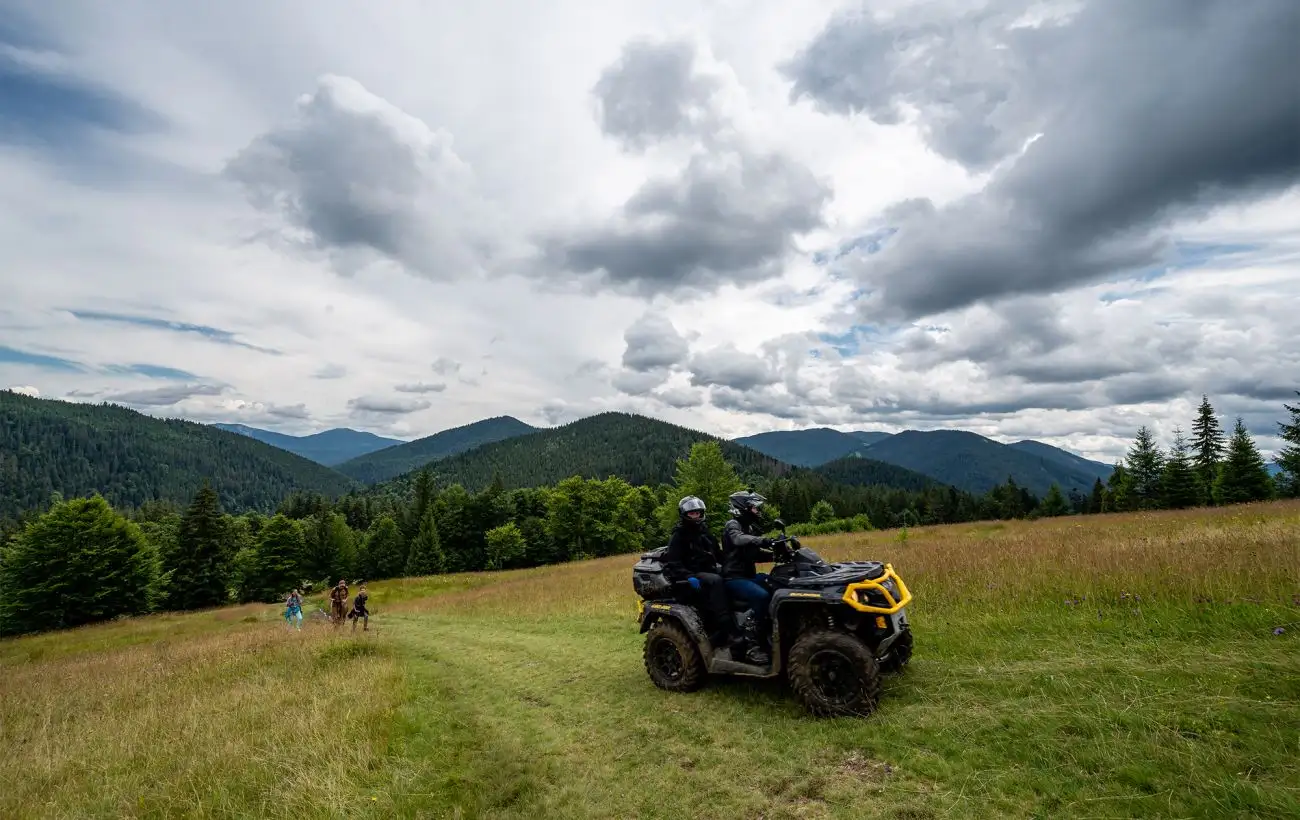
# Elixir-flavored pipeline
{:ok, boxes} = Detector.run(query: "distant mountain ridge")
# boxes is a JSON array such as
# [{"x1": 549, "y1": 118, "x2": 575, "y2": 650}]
[
  {"x1": 214, "y1": 423, "x2": 403, "y2": 466},
  {"x1": 734, "y1": 426, "x2": 1114, "y2": 497},
  {"x1": 336, "y1": 416, "x2": 539, "y2": 484},
  {"x1": 1, "y1": 391, "x2": 357, "y2": 521}
]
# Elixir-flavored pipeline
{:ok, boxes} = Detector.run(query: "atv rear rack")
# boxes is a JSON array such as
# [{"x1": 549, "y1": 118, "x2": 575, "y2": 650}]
[{"x1": 840, "y1": 563, "x2": 912, "y2": 614}]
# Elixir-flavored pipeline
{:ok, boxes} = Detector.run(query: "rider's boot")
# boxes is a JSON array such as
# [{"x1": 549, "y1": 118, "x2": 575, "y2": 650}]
[{"x1": 737, "y1": 612, "x2": 770, "y2": 665}]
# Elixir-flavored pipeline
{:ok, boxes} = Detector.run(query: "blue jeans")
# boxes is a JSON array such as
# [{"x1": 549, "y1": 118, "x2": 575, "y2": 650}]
[{"x1": 725, "y1": 576, "x2": 772, "y2": 638}]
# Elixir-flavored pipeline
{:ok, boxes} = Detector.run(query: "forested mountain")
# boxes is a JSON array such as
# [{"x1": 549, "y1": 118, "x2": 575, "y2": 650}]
[
  {"x1": 1006, "y1": 439, "x2": 1115, "y2": 481},
  {"x1": 733, "y1": 428, "x2": 866, "y2": 467},
  {"x1": 336, "y1": 416, "x2": 537, "y2": 484},
  {"x1": 855, "y1": 429, "x2": 1106, "y2": 496},
  {"x1": 213, "y1": 423, "x2": 402, "y2": 465},
  {"x1": 0, "y1": 391, "x2": 357, "y2": 524},
  {"x1": 735, "y1": 425, "x2": 1115, "y2": 496},
  {"x1": 812, "y1": 454, "x2": 947, "y2": 492},
  {"x1": 369, "y1": 411, "x2": 793, "y2": 498}
]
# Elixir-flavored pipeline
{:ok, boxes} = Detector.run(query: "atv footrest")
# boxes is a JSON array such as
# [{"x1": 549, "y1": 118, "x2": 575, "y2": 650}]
[{"x1": 709, "y1": 652, "x2": 772, "y2": 677}]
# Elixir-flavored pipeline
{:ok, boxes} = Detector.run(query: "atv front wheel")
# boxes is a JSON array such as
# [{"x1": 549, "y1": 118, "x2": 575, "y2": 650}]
[
  {"x1": 643, "y1": 621, "x2": 705, "y2": 693},
  {"x1": 788, "y1": 630, "x2": 881, "y2": 717},
  {"x1": 878, "y1": 629, "x2": 913, "y2": 675}
]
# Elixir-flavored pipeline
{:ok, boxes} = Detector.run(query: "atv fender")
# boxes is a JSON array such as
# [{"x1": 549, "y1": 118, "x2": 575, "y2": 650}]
[{"x1": 638, "y1": 601, "x2": 712, "y2": 649}]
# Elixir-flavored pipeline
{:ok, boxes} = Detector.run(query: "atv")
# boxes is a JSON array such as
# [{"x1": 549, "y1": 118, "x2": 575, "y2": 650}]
[{"x1": 632, "y1": 519, "x2": 913, "y2": 718}]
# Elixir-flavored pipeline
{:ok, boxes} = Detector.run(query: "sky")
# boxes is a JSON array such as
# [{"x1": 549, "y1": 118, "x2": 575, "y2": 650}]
[{"x1": 2, "y1": 0, "x2": 1298, "y2": 464}]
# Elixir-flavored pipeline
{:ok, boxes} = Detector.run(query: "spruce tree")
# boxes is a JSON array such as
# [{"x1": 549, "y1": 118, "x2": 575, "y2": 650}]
[
  {"x1": 1039, "y1": 483, "x2": 1069, "y2": 516},
  {"x1": 166, "y1": 482, "x2": 233, "y2": 610},
  {"x1": 1160, "y1": 427, "x2": 1201, "y2": 509},
  {"x1": 1125, "y1": 426, "x2": 1165, "y2": 509},
  {"x1": 1213, "y1": 417, "x2": 1274, "y2": 505},
  {"x1": 1088, "y1": 478, "x2": 1105, "y2": 514},
  {"x1": 361, "y1": 514, "x2": 408, "y2": 579},
  {"x1": 1274, "y1": 391, "x2": 1300, "y2": 498},
  {"x1": 1190, "y1": 395, "x2": 1225, "y2": 503},
  {"x1": 405, "y1": 508, "x2": 446, "y2": 576},
  {"x1": 1104, "y1": 463, "x2": 1131, "y2": 512},
  {"x1": 248, "y1": 514, "x2": 305, "y2": 602}
]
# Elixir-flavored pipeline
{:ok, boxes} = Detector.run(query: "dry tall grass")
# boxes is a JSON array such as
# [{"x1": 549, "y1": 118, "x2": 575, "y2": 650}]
[{"x1": 1, "y1": 622, "x2": 402, "y2": 819}]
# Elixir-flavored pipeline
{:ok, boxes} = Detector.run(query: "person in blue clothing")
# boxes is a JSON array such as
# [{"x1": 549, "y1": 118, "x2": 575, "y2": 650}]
[
  {"x1": 661, "y1": 495, "x2": 738, "y2": 652},
  {"x1": 721, "y1": 490, "x2": 777, "y2": 665}
]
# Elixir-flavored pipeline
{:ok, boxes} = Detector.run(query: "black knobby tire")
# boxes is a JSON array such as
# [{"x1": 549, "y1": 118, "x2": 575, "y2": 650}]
[
  {"x1": 787, "y1": 629, "x2": 882, "y2": 718},
  {"x1": 643, "y1": 620, "x2": 705, "y2": 693},
  {"x1": 879, "y1": 629, "x2": 914, "y2": 675}
]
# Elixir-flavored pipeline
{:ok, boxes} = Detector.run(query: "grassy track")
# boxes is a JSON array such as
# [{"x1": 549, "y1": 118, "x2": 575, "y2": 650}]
[{"x1": 3, "y1": 501, "x2": 1299, "y2": 818}]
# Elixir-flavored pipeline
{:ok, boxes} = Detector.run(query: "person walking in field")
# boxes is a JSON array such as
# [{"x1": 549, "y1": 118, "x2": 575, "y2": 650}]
[
  {"x1": 329, "y1": 579, "x2": 349, "y2": 627},
  {"x1": 349, "y1": 583, "x2": 370, "y2": 632},
  {"x1": 284, "y1": 588, "x2": 303, "y2": 630}
]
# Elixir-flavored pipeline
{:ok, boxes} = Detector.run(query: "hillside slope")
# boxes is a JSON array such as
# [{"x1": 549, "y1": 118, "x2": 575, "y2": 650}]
[
  {"x1": 337, "y1": 416, "x2": 538, "y2": 484},
  {"x1": 0, "y1": 391, "x2": 357, "y2": 521},
  {"x1": 733, "y1": 428, "x2": 865, "y2": 467},
  {"x1": 859, "y1": 429, "x2": 1106, "y2": 496},
  {"x1": 371, "y1": 411, "x2": 792, "y2": 496},
  {"x1": 813, "y1": 454, "x2": 948, "y2": 492},
  {"x1": 214, "y1": 423, "x2": 402, "y2": 466},
  {"x1": 1007, "y1": 439, "x2": 1115, "y2": 481}
]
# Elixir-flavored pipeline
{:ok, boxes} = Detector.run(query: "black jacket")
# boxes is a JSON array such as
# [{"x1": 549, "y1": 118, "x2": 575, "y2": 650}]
[
  {"x1": 721, "y1": 518, "x2": 773, "y2": 579},
  {"x1": 662, "y1": 522, "x2": 721, "y2": 582}
]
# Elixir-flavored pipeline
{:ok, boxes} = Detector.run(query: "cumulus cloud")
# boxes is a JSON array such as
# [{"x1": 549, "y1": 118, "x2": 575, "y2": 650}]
[
  {"x1": 688, "y1": 343, "x2": 780, "y2": 391},
  {"x1": 592, "y1": 38, "x2": 722, "y2": 151},
  {"x1": 224, "y1": 74, "x2": 499, "y2": 280},
  {"x1": 621, "y1": 313, "x2": 689, "y2": 371},
  {"x1": 430, "y1": 357, "x2": 460, "y2": 375},
  {"x1": 6, "y1": 385, "x2": 40, "y2": 397},
  {"x1": 785, "y1": 0, "x2": 1300, "y2": 318}
]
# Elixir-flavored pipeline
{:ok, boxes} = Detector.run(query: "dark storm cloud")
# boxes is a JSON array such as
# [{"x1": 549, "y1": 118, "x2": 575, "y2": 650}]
[
  {"x1": 710, "y1": 386, "x2": 810, "y2": 421},
  {"x1": 621, "y1": 313, "x2": 689, "y2": 371},
  {"x1": 592, "y1": 38, "x2": 720, "y2": 150},
  {"x1": 783, "y1": 0, "x2": 1300, "y2": 318},
  {"x1": 542, "y1": 147, "x2": 831, "y2": 297}
]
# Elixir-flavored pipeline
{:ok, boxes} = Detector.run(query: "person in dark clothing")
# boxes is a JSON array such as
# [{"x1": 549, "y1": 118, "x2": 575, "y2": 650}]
[
  {"x1": 721, "y1": 490, "x2": 776, "y2": 665},
  {"x1": 662, "y1": 495, "x2": 737, "y2": 650},
  {"x1": 348, "y1": 583, "x2": 370, "y2": 632}
]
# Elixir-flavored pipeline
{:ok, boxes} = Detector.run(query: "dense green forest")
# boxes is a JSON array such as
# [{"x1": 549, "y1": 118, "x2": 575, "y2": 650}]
[
  {"x1": 335, "y1": 415, "x2": 538, "y2": 484},
  {"x1": 0, "y1": 391, "x2": 357, "y2": 525},
  {"x1": 366, "y1": 412, "x2": 800, "y2": 496}
]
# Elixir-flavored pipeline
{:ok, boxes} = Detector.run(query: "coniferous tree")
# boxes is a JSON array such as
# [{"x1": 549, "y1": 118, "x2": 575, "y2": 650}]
[
  {"x1": 0, "y1": 495, "x2": 160, "y2": 634},
  {"x1": 1190, "y1": 395, "x2": 1225, "y2": 504},
  {"x1": 1104, "y1": 463, "x2": 1132, "y2": 511},
  {"x1": 1274, "y1": 391, "x2": 1300, "y2": 498},
  {"x1": 1088, "y1": 478, "x2": 1105, "y2": 514},
  {"x1": 1039, "y1": 483, "x2": 1069, "y2": 516},
  {"x1": 246, "y1": 514, "x2": 305, "y2": 602},
  {"x1": 361, "y1": 514, "x2": 408, "y2": 579},
  {"x1": 405, "y1": 508, "x2": 446, "y2": 576},
  {"x1": 166, "y1": 482, "x2": 233, "y2": 610},
  {"x1": 658, "y1": 440, "x2": 744, "y2": 538},
  {"x1": 1160, "y1": 427, "x2": 1201, "y2": 509},
  {"x1": 1125, "y1": 426, "x2": 1165, "y2": 509},
  {"x1": 1213, "y1": 417, "x2": 1274, "y2": 505}
]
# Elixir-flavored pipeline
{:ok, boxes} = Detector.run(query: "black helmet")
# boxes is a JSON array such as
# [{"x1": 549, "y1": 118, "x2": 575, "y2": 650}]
[
  {"x1": 728, "y1": 490, "x2": 766, "y2": 522},
  {"x1": 678, "y1": 495, "x2": 706, "y2": 527}
]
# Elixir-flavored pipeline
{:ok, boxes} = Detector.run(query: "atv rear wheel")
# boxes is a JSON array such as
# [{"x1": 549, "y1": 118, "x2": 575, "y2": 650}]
[
  {"x1": 878, "y1": 629, "x2": 913, "y2": 675},
  {"x1": 788, "y1": 629, "x2": 881, "y2": 717},
  {"x1": 644, "y1": 620, "x2": 704, "y2": 693}
]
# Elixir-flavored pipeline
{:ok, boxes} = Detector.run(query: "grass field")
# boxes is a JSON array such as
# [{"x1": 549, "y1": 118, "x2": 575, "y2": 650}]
[{"x1": 3, "y1": 501, "x2": 1299, "y2": 819}]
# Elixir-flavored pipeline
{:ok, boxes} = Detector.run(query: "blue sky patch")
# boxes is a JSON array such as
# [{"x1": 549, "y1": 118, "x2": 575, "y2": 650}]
[
  {"x1": 67, "y1": 310, "x2": 280, "y2": 354},
  {"x1": 0, "y1": 344, "x2": 83, "y2": 371},
  {"x1": 817, "y1": 323, "x2": 897, "y2": 357},
  {"x1": 812, "y1": 227, "x2": 898, "y2": 266}
]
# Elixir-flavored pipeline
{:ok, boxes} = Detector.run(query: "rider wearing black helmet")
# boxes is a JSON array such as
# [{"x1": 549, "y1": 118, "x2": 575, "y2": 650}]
[
  {"x1": 662, "y1": 495, "x2": 737, "y2": 650},
  {"x1": 721, "y1": 489, "x2": 775, "y2": 664}
]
